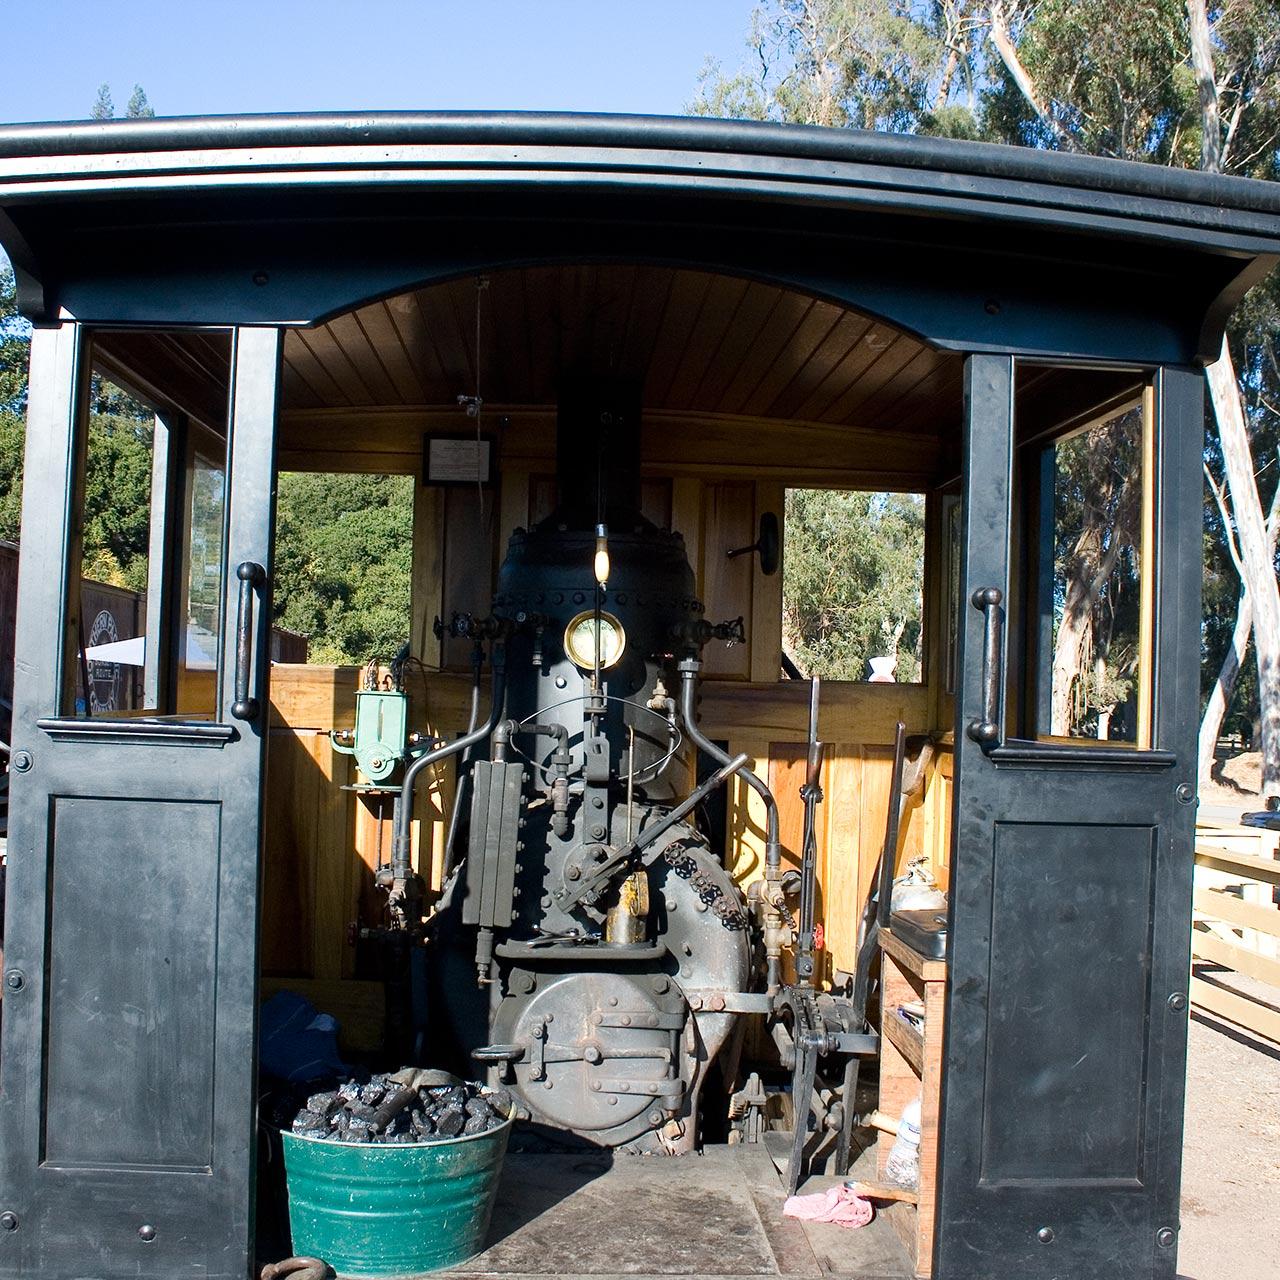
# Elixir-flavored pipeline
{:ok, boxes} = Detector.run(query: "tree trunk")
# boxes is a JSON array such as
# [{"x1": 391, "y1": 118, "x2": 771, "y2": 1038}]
[
  {"x1": 1197, "y1": 589, "x2": 1252, "y2": 781},
  {"x1": 987, "y1": 2, "x2": 1079, "y2": 151},
  {"x1": 1206, "y1": 338, "x2": 1280, "y2": 798},
  {"x1": 1196, "y1": 478, "x2": 1280, "y2": 782},
  {"x1": 1186, "y1": 0, "x2": 1223, "y2": 173}
]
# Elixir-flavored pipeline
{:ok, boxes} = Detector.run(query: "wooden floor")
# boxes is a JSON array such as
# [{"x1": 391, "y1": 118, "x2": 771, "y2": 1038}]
[{"x1": 449, "y1": 1144, "x2": 913, "y2": 1280}]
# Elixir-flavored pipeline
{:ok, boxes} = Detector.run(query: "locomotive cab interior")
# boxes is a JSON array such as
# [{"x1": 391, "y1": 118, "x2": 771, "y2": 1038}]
[{"x1": 65, "y1": 266, "x2": 1159, "y2": 1279}]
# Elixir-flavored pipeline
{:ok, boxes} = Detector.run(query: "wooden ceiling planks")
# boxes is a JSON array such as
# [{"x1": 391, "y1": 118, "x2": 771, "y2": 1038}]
[{"x1": 279, "y1": 265, "x2": 964, "y2": 442}]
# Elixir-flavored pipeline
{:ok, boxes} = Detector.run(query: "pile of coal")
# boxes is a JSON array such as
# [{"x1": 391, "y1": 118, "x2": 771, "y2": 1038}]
[{"x1": 290, "y1": 1068, "x2": 512, "y2": 1145}]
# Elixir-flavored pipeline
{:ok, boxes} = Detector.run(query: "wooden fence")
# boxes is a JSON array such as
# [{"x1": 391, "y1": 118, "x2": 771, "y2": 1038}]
[{"x1": 1192, "y1": 817, "x2": 1280, "y2": 1044}]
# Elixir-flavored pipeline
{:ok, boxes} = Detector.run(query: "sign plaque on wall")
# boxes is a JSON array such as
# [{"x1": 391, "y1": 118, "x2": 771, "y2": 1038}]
[{"x1": 423, "y1": 435, "x2": 493, "y2": 485}]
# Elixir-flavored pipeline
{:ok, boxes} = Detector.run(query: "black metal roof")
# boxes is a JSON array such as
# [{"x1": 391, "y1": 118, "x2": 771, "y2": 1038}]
[{"x1": 1, "y1": 112, "x2": 1276, "y2": 363}]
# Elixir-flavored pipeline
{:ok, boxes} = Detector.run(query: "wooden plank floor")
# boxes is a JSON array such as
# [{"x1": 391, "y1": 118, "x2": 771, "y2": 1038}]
[{"x1": 449, "y1": 1144, "x2": 912, "y2": 1280}]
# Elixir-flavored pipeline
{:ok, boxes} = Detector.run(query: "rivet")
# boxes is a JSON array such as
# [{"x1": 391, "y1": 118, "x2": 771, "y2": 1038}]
[
  {"x1": 542, "y1": 1080, "x2": 553, "y2": 1090},
  {"x1": 1156, "y1": 1227, "x2": 1176, "y2": 1248},
  {"x1": 0, "y1": 1212, "x2": 17, "y2": 1232},
  {"x1": 11, "y1": 751, "x2": 31, "y2": 773},
  {"x1": 555, "y1": 677, "x2": 567, "y2": 689},
  {"x1": 1175, "y1": 783, "x2": 1196, "y2": 805},
  {"x1": 138, "y1": 1224, "x2": 157, "y2": 1242},
  {"x1": 1168, "y1": 992, "x2": 1187, "y2": 1012},
  {"x1": 5, "y1": 971, "x2": 24, "y2": 992},
  {"x1": 608, "y1": 996, "x2": 618, "y2": 1006},
  {"x1": 648, "y1": 1110, "x2": 663, "y2": 1126},
  {"x1": 607, "y1": 1096, "x2": 618, "y2": 1106},
  {"x1": 1036, "y1": 1227, "x2": 1054, "y2": 1244},
  {"x1": 620, "y1": 1015, "x2": 631, "y2": 1026}
]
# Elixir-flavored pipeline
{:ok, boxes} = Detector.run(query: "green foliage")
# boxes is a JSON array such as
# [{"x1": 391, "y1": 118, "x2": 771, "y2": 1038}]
[
  {"x1": 0, "y1": 265, "x2": 29, "y2": 543},
  {"x1": 90, "y1": 83, "x2": 157, "y2": 121},
  {"x1": 782, "y1": 488, "x2": 925, "y2": 681},
  {"x1": 273, "y1": 472, "x2": 414, "y2": 665},
  {"x1": 126, "y1": 86, "x2": 155, "y2": 119},
  {"x1": 983, "y1": 0, "x2": 1195, "y2": 159},
  {"x1": 689, "y1": 1, "x2": 986, "y2": 135},
  {"x1": 79, "y1": 375, "x2": 155, "y2": 592}
]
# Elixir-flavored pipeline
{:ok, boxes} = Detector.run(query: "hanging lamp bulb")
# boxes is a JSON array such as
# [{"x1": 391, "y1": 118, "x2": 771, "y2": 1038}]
[{"x1": 594, "y1": 523, "x2": 610, "y2": 585}]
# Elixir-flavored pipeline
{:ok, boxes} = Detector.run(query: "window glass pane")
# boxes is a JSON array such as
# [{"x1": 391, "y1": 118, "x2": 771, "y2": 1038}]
[
  {"x1": 64, "y1": 330, "x2": 231, "y2": 718},
  {"x1": 1030, "y1": 395, "x2": 1150, "y2": 743},
  {"x1": 175, "y1": 444, "x2": 226, "y2": 714},
  {"x1": 782, "y1": 488, "x2": 925, "y2": 682},
  {"x1": 76, "y1": 372, "x2": 154, "y2": 715}
]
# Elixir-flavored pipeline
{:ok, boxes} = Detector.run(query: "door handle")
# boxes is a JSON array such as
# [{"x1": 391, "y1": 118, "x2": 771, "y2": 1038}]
[
  {"x1": 967, "y1": 586, "x2": 1004, "y2": 748},
  {"x1": 232, "y1": 561, "x2": 266, "y2": 721}
]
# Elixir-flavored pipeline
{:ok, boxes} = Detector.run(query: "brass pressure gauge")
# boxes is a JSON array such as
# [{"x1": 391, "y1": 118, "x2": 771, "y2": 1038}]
[{"x1": 564, "y1": 610, "x2": 626, "y2": 671}]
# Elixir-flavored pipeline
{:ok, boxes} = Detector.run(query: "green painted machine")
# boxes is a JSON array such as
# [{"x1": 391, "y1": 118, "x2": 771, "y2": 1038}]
[{"x1": 331, "y1": 689, "x2": 412, "y2": 785}]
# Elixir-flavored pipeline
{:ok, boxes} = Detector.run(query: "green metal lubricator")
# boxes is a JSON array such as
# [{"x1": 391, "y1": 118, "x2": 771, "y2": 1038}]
[{"x1": 330, "y1": 689, "x2": 413, "y2": 784}]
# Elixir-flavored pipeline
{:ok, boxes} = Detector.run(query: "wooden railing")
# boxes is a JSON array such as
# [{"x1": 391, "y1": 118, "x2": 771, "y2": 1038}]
[{"x1": 1192, "y1": 818, "x2": 1280, "y2": 1044}]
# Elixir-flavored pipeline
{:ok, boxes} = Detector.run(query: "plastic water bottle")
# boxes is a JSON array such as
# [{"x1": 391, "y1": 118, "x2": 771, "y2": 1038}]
[{"x1": 884, "y1": 1095, "x2": 921, "y2": 1189}]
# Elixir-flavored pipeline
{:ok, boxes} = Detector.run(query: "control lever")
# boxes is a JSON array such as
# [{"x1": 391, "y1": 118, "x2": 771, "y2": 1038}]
[{"x1": 796, "y1": 676, "x2": 824, "y2": 985}]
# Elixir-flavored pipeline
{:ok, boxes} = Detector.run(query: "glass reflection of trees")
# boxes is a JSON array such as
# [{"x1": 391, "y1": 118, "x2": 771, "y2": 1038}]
[{"x1": 1048, "y1": 408, "x2": 1143, "y2": 741}]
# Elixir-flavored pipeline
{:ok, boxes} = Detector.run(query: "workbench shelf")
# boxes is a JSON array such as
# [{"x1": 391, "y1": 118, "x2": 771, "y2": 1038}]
[{"x1": 877, "y1": 929, "x2": 947, "y2": 1280}]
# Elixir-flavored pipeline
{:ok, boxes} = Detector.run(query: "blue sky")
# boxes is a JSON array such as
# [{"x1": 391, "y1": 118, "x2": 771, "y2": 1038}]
[{"x1": 0, "y1": 1, "x2": 754, "y2": 123}]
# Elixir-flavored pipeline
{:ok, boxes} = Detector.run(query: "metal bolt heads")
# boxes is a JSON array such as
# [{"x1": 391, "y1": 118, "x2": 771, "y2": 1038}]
[
  {"x1": 11, "y1": 751, "x2": 30, "y2": 773},
  {"x1": 1156, "y1": 1227, "x2": 1176, "y2": 1248},
  {"x1": 1037, "y1": 1227, "x2": 1055, "y2": 1244},
  {"x1": 138, "y1": 1225, "x2": 157, "y2": 1242},
  {"x1": 1175, "y1": 782, "x2": 1196, "y2": 805},
  {"x1": 4, "y1": 971, "x2": 23, "y2": 992},
  {"x1": 0, "y1": 1212, "x2": 17, "y2": 1232},
  {"x1": 1168, "y1": 992, "x2": 1188, "y2": 1012}
]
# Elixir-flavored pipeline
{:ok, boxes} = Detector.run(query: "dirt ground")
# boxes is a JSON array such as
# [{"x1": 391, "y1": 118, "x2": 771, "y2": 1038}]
[
  {"x1": 1200, "y1": 749, "x2": 1272, "y2": 813},
  {"x1": 1178, "y1": 1010, "x2": 1280, "y2": 1280},
  {"x1": 1180, "y1": 755, "x2": 1279, "y2": 1280}
]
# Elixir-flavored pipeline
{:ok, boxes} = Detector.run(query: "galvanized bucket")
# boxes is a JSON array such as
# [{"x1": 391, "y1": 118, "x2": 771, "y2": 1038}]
[{"x1": 280, "y1": 1116, "x2": 512, "y2": 1278}]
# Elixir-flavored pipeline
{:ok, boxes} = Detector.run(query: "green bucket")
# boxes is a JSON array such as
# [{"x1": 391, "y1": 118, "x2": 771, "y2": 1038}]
[{"x1": 281, "y1": 1117, "x2": 512, "y2": 1278}]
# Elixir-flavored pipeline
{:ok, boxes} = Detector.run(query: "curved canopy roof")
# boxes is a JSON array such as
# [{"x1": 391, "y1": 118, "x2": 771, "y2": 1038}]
[{"x1": 1, "y1": 112, "x2": 1277, "y2": 363}]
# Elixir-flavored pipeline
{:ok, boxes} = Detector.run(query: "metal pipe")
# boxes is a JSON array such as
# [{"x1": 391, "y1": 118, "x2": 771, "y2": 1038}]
[
  {"x1": 393, "y1": 650, "x2": 506, "y2": 878},
  {"x1": 677, "y1": 658, "x2": 780, "y2": 869},
  {"x1": 441, "y1": 654, "x2": 485, "y2": 878}
]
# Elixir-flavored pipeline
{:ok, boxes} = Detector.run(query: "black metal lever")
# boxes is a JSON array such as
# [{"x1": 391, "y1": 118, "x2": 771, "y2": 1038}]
[
  {"x1": 967, "y1": 585, "x2": 1004, "y2": 747},
  {"x1": 232, "y1": 561, "x2": 266, "y2": 721}
]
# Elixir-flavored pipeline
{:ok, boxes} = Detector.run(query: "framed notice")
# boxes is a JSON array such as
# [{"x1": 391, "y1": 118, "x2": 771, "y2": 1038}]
[{"x1": 423, "y1": 434, "x2": 494, "y2": 486}]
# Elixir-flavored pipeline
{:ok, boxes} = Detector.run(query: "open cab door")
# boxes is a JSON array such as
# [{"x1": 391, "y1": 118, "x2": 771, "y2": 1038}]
[{"x1": 935, "y1": 356, "x2": 1202, "y2": 1278}]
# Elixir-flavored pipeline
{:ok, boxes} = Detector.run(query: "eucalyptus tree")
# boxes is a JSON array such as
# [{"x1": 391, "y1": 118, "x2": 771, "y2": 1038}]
[{"x1": 696, "y1": 1, "x2": 1280, "y2": 794}]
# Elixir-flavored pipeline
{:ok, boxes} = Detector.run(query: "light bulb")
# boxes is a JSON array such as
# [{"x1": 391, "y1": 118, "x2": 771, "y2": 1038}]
[{"x1": 594, "y1": 523, "x2": 610, "y2": 585}]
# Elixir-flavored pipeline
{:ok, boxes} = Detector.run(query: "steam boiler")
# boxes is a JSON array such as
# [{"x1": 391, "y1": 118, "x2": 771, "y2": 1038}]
[{"x1": 376, "y1": 384, "x2": 869, "y2": 1163}]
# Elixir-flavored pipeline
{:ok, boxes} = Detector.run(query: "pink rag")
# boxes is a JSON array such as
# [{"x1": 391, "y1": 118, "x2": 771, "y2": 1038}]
[{"x1": 782, "y1": 1185, "x2": 874, "y2": 1229}]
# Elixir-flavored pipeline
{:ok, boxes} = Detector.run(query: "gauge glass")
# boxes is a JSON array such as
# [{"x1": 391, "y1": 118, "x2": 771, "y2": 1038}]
[{"x1": 564, "y1": 610, "x2": 626, "y2": 670}]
